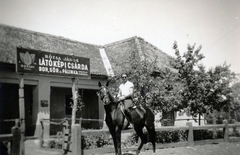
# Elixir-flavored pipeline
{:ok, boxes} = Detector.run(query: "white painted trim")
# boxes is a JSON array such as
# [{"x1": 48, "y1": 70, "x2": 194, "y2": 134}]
[{"x1": 99, "y1": 48, "x2": 114, "y2": 77}]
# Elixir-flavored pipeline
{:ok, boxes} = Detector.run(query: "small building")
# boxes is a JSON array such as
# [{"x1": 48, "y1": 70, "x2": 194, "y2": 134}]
[
  {"x1": 174, "y1": 112, "x2": 205, "y2": 126},
  {"x1": 0, "y1": 24, "x2": 173, "y2": 137}
]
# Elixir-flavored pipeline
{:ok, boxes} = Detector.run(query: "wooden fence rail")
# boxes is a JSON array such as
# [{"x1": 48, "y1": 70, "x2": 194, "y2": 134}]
[
  {"x1": 39, "y1": 118, "x2": 68, "y2": 148},
  {"x1": 39, "y1": 118, "x2": 240, "y2": 155},
  {"x1": 0, "y1": 119, "x2": 22, "y2": 155}
]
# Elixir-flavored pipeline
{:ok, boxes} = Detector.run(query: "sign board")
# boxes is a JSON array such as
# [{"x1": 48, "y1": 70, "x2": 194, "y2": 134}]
[
  {"x1": 40, "y1": 100, "x2": 48, "y2": 107},
  {"x1": 16, "y1": 48, "x2": 90, "y2": 78}
]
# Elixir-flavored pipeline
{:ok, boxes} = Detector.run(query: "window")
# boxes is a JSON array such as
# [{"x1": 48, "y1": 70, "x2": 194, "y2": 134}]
[{"x1": 161, "y1": 111, "x2": 175, "y2": 126}]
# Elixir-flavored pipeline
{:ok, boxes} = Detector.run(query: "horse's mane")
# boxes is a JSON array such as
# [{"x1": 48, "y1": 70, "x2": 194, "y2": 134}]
[{"x1": 108, "y1": 88, "x2": 118, "y2": 103}]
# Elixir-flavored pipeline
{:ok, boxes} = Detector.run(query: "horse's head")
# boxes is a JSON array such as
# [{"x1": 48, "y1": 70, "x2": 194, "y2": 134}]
[{"x1": 98, "y1": 81, "x2": 111, "y2": 105}]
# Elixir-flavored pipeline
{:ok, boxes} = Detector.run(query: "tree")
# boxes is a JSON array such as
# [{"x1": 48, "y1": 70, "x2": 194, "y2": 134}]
[
  {"x1": 230, "y1": 82, "x2": 240, "y2": 121},
  {"x1": 111, "y1": 41, "x2": 237, "y2": 125},
  {"x1": 110, "y1": 49, "x2": 160, "y2": 104},
  {"x1": 110, "y1": 47, "x2": 182, "y2": 117},
  {"x1": 205, "y1": 63, "x2": 236, "y2": 112},
  {"x1": 172, "y1": 41, "x2": 236, "y2": 124},
  {"x1": 203, "y1": 64, "x2": 236, "y2": 124},
  {"x1": 150, "y1": 68, "x2": 183, "y2": 112},
  {"x1": 231, "y1": 82, "x2": 240, "y2": 105},
  {"x1": 172, "y1": 41, "x2": 208, "y2": 123}
]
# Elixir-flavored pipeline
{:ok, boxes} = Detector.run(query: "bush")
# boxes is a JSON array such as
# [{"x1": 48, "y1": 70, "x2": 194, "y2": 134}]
[
  {"x1": 156, "y1": 130, "x2": 187, "y2": 143},
  {"x1": 123, "y1": 133, "x2": 139, "y2": 147},
  {"x1": 82, "y1": 134, "x2": 111, "y2": 149},
  {"x1": 125, "y1": 129, "x2": 223, "y2": 145},
  {"x1": 193, "y1": 129, "x2": 213, "y2": 140},
  {"x1": 124, "y1": 130, "x2": 187, "y2": 145},
  {"x1": 46, "y1": 129, "x2": 224, "y2": 150},
  {"x1": 46, "y1": 140, "x2": 62, "y2": 149},
  {"x1": 193, "y1": 129, "x2": 223, "y2": 140}
]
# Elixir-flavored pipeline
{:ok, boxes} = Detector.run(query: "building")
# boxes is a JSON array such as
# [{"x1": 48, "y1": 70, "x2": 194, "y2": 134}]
[{"x1": 0, "y1": 24, "x2": 173, "y2": 137}]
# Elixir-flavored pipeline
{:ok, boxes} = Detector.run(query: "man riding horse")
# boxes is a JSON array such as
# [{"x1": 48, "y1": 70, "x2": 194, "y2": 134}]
[
  {"x1": 117, "y1": 73, "x2": 134, "y2": 127},
  {"x1": 98, "y1": 81, "x2": 156, "y2": 155}
]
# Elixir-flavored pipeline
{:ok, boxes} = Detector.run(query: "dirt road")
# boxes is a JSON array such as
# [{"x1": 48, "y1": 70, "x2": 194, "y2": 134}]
[{"x1": 25, "y1": 139, "x2": 240, "y2": 155}]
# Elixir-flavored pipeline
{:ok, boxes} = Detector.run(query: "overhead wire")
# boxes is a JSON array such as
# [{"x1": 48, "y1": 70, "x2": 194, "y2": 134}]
[{"x1": 205, "y1": 22, "x2": 240, "y2": 52}]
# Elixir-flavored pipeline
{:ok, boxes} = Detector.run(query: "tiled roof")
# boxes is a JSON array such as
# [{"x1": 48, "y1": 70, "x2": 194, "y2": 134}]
[
  {"x1": 0, "y1": 24, "x2": 107, "y2": 76},
  {"x1": 137, "y1": 37, "x2": 175, "y2": 71},
  {"x1": 103, "y1": 37, "x2": 139, "y2": 75},
  {"x1": 0, "y1": 24, "x2": 175, "y2": 77},
  {"x1": 104, "y1": 36, "x2": 175, "y2": 76}
]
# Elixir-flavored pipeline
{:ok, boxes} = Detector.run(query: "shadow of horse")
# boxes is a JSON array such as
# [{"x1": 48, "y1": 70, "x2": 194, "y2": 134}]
[{"x1": 98, "y1": 81, "x2": 156, "y2": 155}]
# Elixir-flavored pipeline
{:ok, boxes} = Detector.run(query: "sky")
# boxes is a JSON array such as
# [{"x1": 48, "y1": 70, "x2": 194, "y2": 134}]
[{"x1": 0, "y1": 0, "x2": 239, "y2": 73}]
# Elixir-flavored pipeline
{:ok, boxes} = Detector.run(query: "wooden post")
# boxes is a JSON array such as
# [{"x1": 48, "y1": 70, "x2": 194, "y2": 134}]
[
  {"x1": 198, "y1": 113, "x2": 201, "y2": 126},
  {"x1": 223, "y1": 119, "x2": 229, "y2": 142},
  {"x1": 72, "y1": 119, "x2": 82, "y2": 155},
  {"x1": 186, "y1": 122, "x2": 194, "y2": 146},
  {"x1": 19, "y1": 74, "x2": 25, "y2": 155},
  {"x1": 232, "y1": 119, "x2": 236, "y2": 136},
  {"x1": 15, "y1": 119, "x2": 20, "y2": 127},
  {"x1": 79, "y1": 118, "x2": 82, "y2": 155},
  {"x1": 71, "y1": 78, "x2": 77, "y2": 126},
  {"x1": 11, "y1": 125, "x2": 21, "y2": 155},
  {"x1": 39, "y1": 119, "x2": 44, "y2": 148},
  {"x1": 63, "y1": 120, "x2": 71, "y2": 153},
  {"x1": 212, "y1": 112, "x2": 216, "y2": 124}
]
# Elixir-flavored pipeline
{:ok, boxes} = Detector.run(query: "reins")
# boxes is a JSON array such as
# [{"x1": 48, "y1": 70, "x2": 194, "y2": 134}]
[{"x1": 99, "y1": 86, "x2": 117, "y2": 105}]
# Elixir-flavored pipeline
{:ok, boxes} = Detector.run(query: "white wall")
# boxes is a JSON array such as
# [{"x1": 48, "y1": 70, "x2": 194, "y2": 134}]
[{"x1": 175, "y1": 112, "x2": 205, "y2": 126}]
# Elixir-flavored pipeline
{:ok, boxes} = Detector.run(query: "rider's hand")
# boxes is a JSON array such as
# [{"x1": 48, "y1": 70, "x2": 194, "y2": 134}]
[{"x1": 118, "y1": 96, "x2": 125, "y2": 101}]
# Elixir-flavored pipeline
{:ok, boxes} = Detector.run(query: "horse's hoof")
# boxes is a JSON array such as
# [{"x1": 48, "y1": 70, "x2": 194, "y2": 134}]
[{"x1": 135, "y1": 150, "x2": 140, "y2": 155}]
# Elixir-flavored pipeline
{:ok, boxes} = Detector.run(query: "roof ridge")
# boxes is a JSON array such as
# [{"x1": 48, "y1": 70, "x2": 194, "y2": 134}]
[
  {"x1": 0, "y1": 23, "x2": 100, "y2": 48},
  {"x1": 137, "y1": 37, "x2": 162, "y2": 52},
  {"x1": 0, "y1": 24, "x2": 168, "y2": 54},
  {"x1": 103, "y1": 36, "x2": 137, "y2": 47},
  {"x1": 134, "y1": 37, "x2": 145, "y2": 61},
  {"x1": 137, "y1": 37, "x2": 174, "y2": 59}
]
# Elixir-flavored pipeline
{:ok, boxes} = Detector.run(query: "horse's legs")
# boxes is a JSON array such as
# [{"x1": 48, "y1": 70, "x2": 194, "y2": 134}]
[
  {"x1": 115, "y1": 126, "x2": 122, "y2": 155},
  {"x1": 146, "y1": 123, "x2": 156, "y2": 153},
  {"x1": 109, "y1": 127, "x2": 118, "y2": 155},
  {"x1": 134, "y1": 126, "x2": 145, "y2": 155}
]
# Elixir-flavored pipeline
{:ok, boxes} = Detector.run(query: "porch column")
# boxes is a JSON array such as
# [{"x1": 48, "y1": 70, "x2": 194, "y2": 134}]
[
  {"x1": 34, "y1": 78, "x2": 51, "y2": 138},
  {"x1": 19, "y1": 74, "x2": 25, "y2": 155}
]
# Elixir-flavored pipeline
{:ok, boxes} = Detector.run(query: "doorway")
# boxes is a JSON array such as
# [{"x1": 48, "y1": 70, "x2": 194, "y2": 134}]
[
  {"x1": 0, "y1": 83, "x2": 36, "y2": 136},
  {"x1": 50, "y1": 87, "x2": 99, "y2": 135}
]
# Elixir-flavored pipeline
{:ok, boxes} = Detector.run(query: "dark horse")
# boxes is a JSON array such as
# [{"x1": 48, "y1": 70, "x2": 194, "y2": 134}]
[{"x1": 98, "y1": 81, "x2": 156, "y2": 155}]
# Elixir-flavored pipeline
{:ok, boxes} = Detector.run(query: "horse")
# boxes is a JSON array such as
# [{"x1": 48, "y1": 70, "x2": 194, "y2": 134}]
[{"x1": 98, "y1": 81, "x2": 156, "y2": 155}]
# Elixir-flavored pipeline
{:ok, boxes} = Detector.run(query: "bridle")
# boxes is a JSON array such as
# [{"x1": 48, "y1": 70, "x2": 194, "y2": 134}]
[{"x1": 98, "y1": 86, "x2": 111, "y2": 105}]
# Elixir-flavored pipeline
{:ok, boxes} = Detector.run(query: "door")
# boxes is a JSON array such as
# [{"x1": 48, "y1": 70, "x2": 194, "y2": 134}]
[{"x1": 0, "y1": 83, "x2": 36, "y2": 136}]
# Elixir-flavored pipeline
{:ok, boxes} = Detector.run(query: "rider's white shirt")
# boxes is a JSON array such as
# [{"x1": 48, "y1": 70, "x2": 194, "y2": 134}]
[{"x1": 118, "y1": 81, "x2": 134, "y2": 97}]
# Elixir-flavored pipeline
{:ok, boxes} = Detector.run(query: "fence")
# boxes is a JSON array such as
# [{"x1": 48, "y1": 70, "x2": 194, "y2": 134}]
[
  {"x1": 39, "y1": 118, "x2": 68, "y2": 148},
  {"x1": 39, "y1": 118, "x2": 240, "y2": 155},
  {"x1": 39, "y1": 118, "x2": 104, "y2": 155},
  {"x1": 155, "y1": 120, "x2": 240, "y2": 147},
  {"x1": 0, "y1": 119, "x2": 23, "y2": 155}
]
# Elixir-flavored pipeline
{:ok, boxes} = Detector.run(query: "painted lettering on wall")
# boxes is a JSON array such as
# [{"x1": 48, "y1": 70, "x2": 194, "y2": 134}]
[{"x1": 17, "y1": 48, "x2": 90, "y2": 78}]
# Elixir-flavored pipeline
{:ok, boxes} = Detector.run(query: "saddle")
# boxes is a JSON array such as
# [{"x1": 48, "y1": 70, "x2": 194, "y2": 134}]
[{"x1": 119, "y1": 102, "x2": 146, "y2": 121}]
